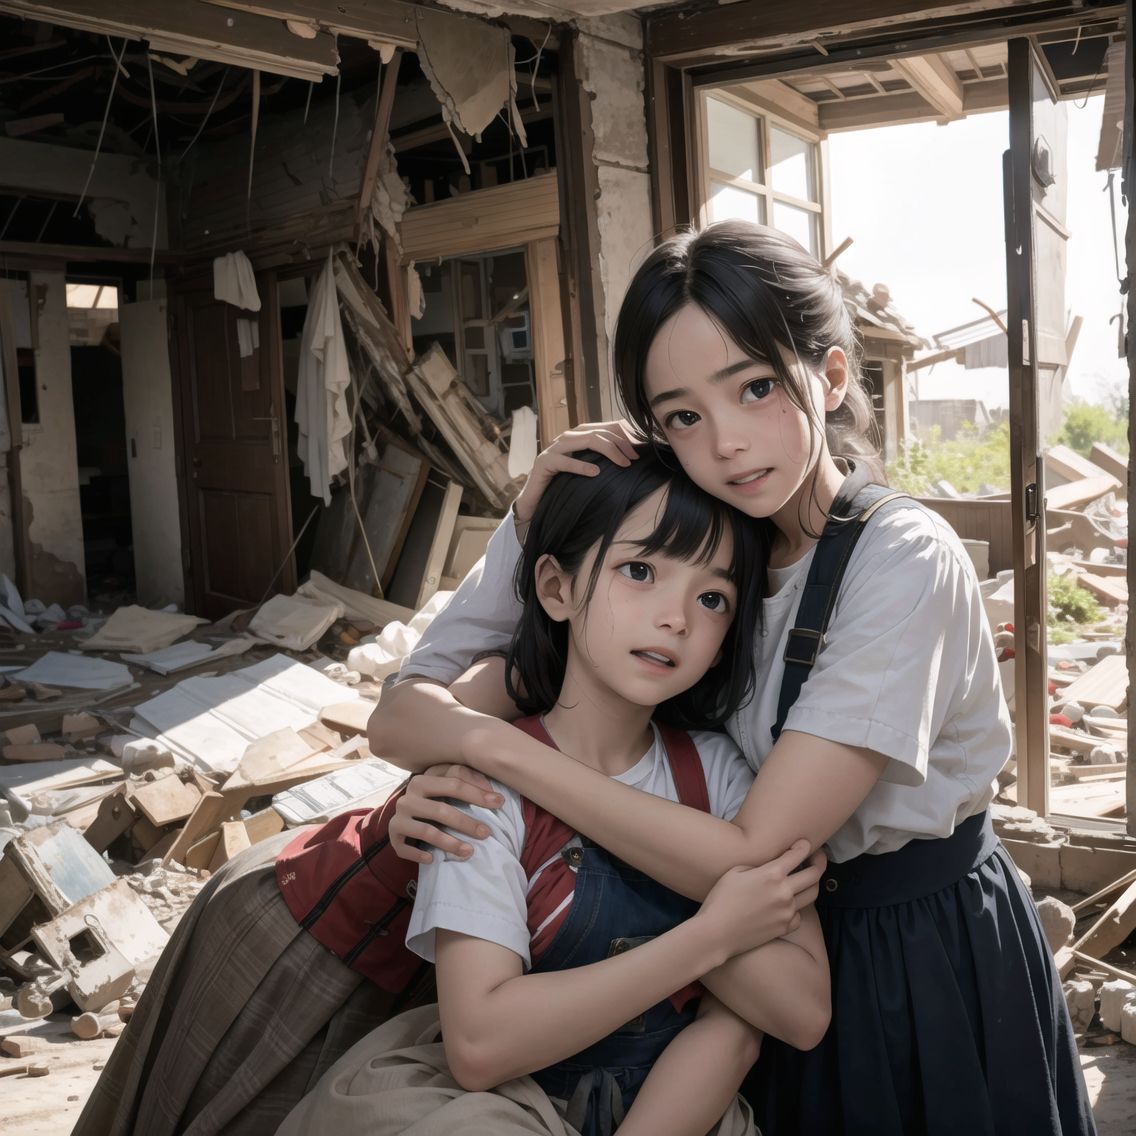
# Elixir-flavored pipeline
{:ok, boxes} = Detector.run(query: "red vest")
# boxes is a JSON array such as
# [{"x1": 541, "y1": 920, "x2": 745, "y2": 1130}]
[{"x1": 275, "y1": 717, "x2": 710, "y2": 992}]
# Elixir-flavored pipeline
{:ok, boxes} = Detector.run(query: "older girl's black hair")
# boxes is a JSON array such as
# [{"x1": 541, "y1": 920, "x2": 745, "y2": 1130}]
[
  {"x1": 505, "y1": 445, "x2": 766, "y2": 729},
  {"x1": 614, "y1": 221, "x2": 883, "y2": 489}
]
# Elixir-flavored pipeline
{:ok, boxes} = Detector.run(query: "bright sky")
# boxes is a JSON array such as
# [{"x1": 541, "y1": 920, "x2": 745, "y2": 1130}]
[{"x1": 827, "y1": 95, "x2": 1126, "y2": 409}]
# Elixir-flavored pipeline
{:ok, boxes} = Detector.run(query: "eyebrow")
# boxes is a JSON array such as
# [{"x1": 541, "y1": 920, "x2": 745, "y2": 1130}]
[
  {"x1": 647, "y1": 359, "x2": 768, "y2": 408},
  {"x1": 612, "y1": 541, "x2": 736, "y2": 581}
]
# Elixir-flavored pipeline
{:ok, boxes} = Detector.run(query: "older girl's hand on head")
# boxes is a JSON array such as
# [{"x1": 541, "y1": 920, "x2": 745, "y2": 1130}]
[
  {"x1": 697, "y1": 841, "x2": 827, "y2": 960},
  {"x1": 390, "y1": 764, "x2": 504, "y2": 864},
  {"x1": 513, "y1": 420, "x2": 642, "y2": 533}
]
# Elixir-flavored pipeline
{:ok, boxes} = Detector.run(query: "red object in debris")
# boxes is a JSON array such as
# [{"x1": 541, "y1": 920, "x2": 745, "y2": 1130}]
[
  {"x1": 998, "y1": 647, "x2": 1016, "y2": 662},
  {"x1": 1048, "y1": 680, "x2": 1058, "y2": 697},
  {"x1": 55, "y1": 620, "x2": 84, "y2": 631},
  {"x1": 1049, "y1": 714, "x2": 1073, "y2": 728}
]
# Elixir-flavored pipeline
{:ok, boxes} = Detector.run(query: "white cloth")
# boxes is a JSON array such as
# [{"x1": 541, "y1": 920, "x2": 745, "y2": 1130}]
[
  {"x1": 236, "y1": 317, "x2": 259, "y2": 358},
  {"x1": 507, "y1": 406, "x2": 539, "y2": 479},
  {"x1": 212, "y1": 250, "x2": 261, "y2": 312},
  {"x1": 406, "y1": 726, "x2": 753, "y2": 967},
  {"x1": 396, "y1": 501, "x2": 1012, "y2": 862},
  {"x1": 295, "y1": 252, "x2": 353, "y2": 506}
]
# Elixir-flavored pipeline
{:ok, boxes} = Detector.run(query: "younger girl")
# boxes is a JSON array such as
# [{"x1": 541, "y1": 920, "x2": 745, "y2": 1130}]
[
  {"x1": 375, "y1": 220, "x2": 1096, "y2": 1135},
  {"x1": 278, "y1": 447, "x2": 829, "y2": 1136}
]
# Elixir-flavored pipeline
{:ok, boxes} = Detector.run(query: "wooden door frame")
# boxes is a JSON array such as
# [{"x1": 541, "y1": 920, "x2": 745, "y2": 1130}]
[{"x1": 644, "y1": 5, "x2": 1129, "y2": 827}]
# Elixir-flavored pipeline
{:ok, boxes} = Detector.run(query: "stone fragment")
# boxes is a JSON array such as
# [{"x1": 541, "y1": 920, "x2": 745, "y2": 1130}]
[
  {"x1": 1122, "y1": 1002, "x2": 1136, "y2": 1046},
  {"x1": 1099, "y1": 979, "x2": 1136, "y2": 1032},
  {"x1": 1036, "y1": 897, "x2": 1076, "y2": 953},
  {"x1": 1063, "y1": 979, "x2": 1095, "y2": 1033}
]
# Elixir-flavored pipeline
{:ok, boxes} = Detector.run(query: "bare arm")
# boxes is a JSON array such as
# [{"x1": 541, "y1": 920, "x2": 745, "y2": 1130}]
[
  {"x1": 701, "y1": 907, "x2": 830, "y2": 1051},
  {"x1": 618, "y1": 995, "x2": 761, "y2": 1136},
  {"x1": 434, "y1": 856, "x2": 800, "y2": 1092},
  {"x1": 379, "y1": 670, "x2": 884, "y2": 897}
]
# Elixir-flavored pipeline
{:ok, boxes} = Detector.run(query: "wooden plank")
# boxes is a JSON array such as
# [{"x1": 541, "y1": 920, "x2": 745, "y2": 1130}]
[
  {"x1": 209, "y1": 820, "x2": 251, "y2": 871},
  {"x1": 1072, "y1": 867, "x2": 1136, "y2": 915},
  {"x1": 1089, "y1": 442, "x2": 1127, "y2": 484},
  {"x1": 1076, "y1": 572, "x2": 1128, "y2": 607},
  {"x1": 203, "y1": 0, "x2": 422, "y2": 49},
  {"x1": 1045, "y1": 476, "x2": 1118, "y2": 512},
  {"x1": 183, "y1": 830, "x2": 221, "y2": 872},
  {"x1": 400, "y1": 173, "x2": 560, "y2": 262},
  {"x1": 130, "y1": 776, "x2": 202, "y2": 829},
  {"x1": 527, "y1": 236, "x2": 572, "y2": 445},
  {"x1": 0, "y1": 1, "x2": 338, "y2": 81},
  {"x1": 1060, "y1": 655, "x2": 1128, "y2": 712},
  {"x1": 162, "y1": 791, "x2": 234, "y2": 867},
  {"x1": 221, "y1": 728, "x2": 320, "y2": 794},
  {"x1": 1071, "y1": 950, "x2": 1136, "y2": 986},
  {"x1": 243, "y1": 806, "x2": 285, "y2": 846},
  {"x1": 80, "y1": 786, "x2": 136, "y2": 854},
  {"x1": 319, "y1": 700, "x2": 377, "y2": 737},
  {"x1": 1045, "y1": 444, "x2": 1120, "y2": 489},
  {"x1": 1072, "y1": 877, "x2": 1136, "y2": 959},
  {"x1": 355, "y1": 50, "x2": 403, "y2": 244},
  {"x1": 415, "y1": 480, "x2": 463, "y2": 609}
]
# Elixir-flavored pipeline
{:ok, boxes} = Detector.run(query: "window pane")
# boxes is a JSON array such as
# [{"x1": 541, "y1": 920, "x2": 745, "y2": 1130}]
[
  {"x1": 706, "y1": 98, "x2": 761, "y2": 183},
  {"x1": 710, "y1": 182, "x2": 764, "y2": 225},
  {"x1": 772, "y1": 201, "x2": 818, "y2": 255},
  {"x1": 770, "y1": 127, "x2": 817, "y2": 202}
]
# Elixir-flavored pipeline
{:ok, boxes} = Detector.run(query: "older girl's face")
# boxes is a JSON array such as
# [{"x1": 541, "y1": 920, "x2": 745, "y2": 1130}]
[{"x1": 643, "y1": 303, "x2": 847, "y2": 534}]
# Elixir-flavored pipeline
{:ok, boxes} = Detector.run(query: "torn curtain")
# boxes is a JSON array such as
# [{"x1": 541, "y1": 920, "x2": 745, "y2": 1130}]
[{"x1": 295, "y1": 252, "x2": 352, "y2": 505}]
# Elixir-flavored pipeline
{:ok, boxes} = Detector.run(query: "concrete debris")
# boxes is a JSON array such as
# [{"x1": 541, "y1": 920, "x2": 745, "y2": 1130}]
[
  {"x1": 1037, "y1": 896, "x2": 1077, "y2": 953},
  {"x1": 0, "y1": 575, "x2": 450, "y2": 1040},
  {"x1": 1064, "y1": 979, "x2": 1096, "y2": 1032}
]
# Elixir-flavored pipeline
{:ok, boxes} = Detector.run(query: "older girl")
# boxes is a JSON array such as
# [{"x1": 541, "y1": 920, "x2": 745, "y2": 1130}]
[
  {"x1": 279, "y1": 446, "x2": 828, "y2": 1136},
  {"x1": 374, "y1": 221, "x2": 1095, "y2": 1135}
]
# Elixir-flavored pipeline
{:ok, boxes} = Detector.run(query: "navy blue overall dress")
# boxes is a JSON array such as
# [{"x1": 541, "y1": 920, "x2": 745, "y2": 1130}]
[{"x1": 527, "y1": 834, "x2": 702, "y2": 1136}]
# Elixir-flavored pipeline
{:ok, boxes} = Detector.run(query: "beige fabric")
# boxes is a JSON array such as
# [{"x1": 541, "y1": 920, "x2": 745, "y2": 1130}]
[{"x1": 277, "y1": 1004, "x2": 757, "y2": 1136}]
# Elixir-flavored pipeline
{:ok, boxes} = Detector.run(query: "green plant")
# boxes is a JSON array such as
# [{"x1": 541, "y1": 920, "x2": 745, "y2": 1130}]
[
  {"x1": 887, "y1": 421, "x2": 1012, "y2": 496},
  {"x1": 1047, "y1": 571, "x2": 1102, "y2": 628},
  {"x1": 1052, "y1": 398, "x2": 1129, "y2": 459}
]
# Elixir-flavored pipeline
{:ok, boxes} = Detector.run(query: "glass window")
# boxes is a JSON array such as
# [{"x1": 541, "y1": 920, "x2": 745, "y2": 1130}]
[
  {"x1": 707, "y1": 98, "x2": 762, "y2": 183},
  {"x1": 710, "y1": 182, "x2": 764, "y2": 225},
  {"x1": 772, "y1": 201, "x2": 818, "y2": 256},
  {"x1": 770, "y1": 126, "x2": 817, "y2": 202}
]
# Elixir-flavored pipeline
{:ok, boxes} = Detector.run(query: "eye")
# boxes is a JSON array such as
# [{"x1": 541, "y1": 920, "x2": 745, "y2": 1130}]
[
  {"x1": 698, "y1": 591, "x2": 731, "y2": 614},
  {"x1": 662, "y1": 409, "x2": 700, "y2": 431},
  {"x1": 741, "y1": 378, "x2": 776, "y2": 403},
  {"x1": 617, "y1": 561, "x2": 654, "y2": 583}
]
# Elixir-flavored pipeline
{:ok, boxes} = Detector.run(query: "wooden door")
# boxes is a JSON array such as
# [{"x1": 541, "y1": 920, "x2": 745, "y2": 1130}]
[
  {"x1": 1004, "y1": 38, "x2": 1069, "y2": 815},
  {"x1": 175, "y1": 276, "x2": 294, "y2": 619}
]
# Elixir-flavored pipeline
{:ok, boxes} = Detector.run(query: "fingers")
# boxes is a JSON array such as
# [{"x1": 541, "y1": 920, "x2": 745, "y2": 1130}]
[
  {"x1": 415, "y1": 770, "x2": 503, "y2": 810},
  {"x1": 391, "y1": 817, "x2": 470, "y2": 860},
  {"x1": 772, "y1": 838, "x2": 814, "y2": 874},
  {"x1": 398, "y1": 793, "x2": 490, "y2": 842},
  {"x1": 440, "y1": 764, "x2": 498, "y2": 796},
  {"x1": 787, "y1": 851, "x2": 827, "y2": 895}
]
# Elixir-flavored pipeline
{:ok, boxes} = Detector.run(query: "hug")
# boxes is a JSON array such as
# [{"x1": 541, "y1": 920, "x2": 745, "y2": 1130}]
[{"x1": 75, "y1": 220, "x2": 1095, "y2": 1136}]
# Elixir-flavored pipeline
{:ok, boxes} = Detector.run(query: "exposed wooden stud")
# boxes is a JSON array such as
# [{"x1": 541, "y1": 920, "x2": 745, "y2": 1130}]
[
  {"x1": 354, "y1": 49, "x2": 402, "y2": 246},
  {"x1": 0, "y1": 0, "x2": 338, "y2": 81},
  {"x1": 891, "y1": 53, "x2": 965, "y2": 119}
]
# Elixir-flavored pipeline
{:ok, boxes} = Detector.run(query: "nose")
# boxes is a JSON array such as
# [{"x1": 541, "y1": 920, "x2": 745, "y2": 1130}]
[
  {"x1": 709, "y1": 413, "x2": 747, "y2": 459},
  {"x1": 655, "y1": 591, "x2": 689, "y2": 637}
]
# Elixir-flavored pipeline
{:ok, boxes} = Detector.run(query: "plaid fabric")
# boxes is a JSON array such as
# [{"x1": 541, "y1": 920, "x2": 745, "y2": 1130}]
[{"x1": 72, "y1": 831, "x2": 433, "y2": 1136}]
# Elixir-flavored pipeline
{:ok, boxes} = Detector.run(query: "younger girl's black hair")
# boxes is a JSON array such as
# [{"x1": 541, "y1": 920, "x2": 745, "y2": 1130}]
[{"x1": 505, "y1": 445, "x2": 766, "y2": 730}]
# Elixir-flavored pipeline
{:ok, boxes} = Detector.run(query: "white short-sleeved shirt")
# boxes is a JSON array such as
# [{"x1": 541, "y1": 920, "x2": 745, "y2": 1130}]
[
  {"x1": 396, "y1": 501, "x2": 1012, "y2": 862},
  {"x1": 406, "y1": 725, "x2": 753, "y2": 966}
]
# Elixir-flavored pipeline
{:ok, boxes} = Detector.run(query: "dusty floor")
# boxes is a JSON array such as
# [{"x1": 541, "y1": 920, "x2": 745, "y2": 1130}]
[{"x1": 3, "y1": 1012, "x2": 1136, "y2": 1134}]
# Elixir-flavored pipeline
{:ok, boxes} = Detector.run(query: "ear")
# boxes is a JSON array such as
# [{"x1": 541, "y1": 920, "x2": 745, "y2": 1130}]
[
  {"x1": 534, "y1": 554, "x2": 572, "y2": 622},
  {"x1": 819, "y1": 346, "x2": 849, "y2": 412}
]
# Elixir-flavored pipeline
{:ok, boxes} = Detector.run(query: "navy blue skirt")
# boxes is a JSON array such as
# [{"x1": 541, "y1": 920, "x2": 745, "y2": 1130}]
[{"x1": 743, "y1": 812, "x2": 1096, "y2": 1135}]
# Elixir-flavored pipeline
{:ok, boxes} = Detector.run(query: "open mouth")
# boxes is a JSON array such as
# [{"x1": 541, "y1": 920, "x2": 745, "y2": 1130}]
[
  {"x1": 632, "y1": 650, "x2": 676, "y2": 668},
  {"x1": 729, "y1": 469, "x2": 770, "y2": 486}
]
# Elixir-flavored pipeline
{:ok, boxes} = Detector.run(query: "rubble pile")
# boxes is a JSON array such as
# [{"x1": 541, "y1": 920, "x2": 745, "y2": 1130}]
[{"x1": 0, "y1": 572, "x2": 456, "y2": 1065}]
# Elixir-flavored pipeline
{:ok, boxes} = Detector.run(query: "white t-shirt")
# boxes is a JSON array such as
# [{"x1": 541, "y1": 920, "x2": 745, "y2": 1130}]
[
  {"x1": 406, "y1": 725, "x2": 753, "y2": 967},
  {"x1": 396, "y1": 500, "x2": 1012, "y2": 862}
]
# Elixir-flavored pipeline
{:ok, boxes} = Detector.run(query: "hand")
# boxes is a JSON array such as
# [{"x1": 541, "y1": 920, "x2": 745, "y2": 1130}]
[
  {"x1": 697, "y1": 841, "x2": 827, "y2": 960},
  {"x1": 513, "y1": 420, "x2": 642, "y2": 531},
  {"x1": 390, "y1": 764, "x2": 505, "y2": 864}
]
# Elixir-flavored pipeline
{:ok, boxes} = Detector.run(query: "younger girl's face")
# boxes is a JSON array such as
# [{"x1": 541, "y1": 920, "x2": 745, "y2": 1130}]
[
  {"x1": 550, "y1": 485, "x2": 737, "y2": 712},
  {"x1": 643, "y1": 303, "x2": 846, "y2": 531}
]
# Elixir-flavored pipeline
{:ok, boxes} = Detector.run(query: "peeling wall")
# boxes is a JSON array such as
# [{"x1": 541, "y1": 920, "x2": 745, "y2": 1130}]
[
  {"x1": 575, "y1": 15, "x2": 653, "y2": 419},
  {"x1": 120, "y1": 300, "x2": 184, "y2": 608},
  {"x1": 0, "y1": 138, "x2": 166, "y2": 249},
  {"x1": 19, "y1": 272, "x2": 86, "y2": 607}
]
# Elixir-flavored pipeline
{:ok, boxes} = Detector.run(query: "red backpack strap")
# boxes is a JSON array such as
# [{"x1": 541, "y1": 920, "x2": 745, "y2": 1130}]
[
  {"x1": 512, "y1": 716, "x2": 577, "y2": 877},
  {"x1": 655, "y1": 725, "x2": 711, "y2": 813}
]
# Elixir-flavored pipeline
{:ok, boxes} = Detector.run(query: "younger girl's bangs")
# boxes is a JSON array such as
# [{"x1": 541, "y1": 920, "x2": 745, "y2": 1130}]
[{"x1": 629, "y1": 471, "x2": 733, "y2": 575}]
